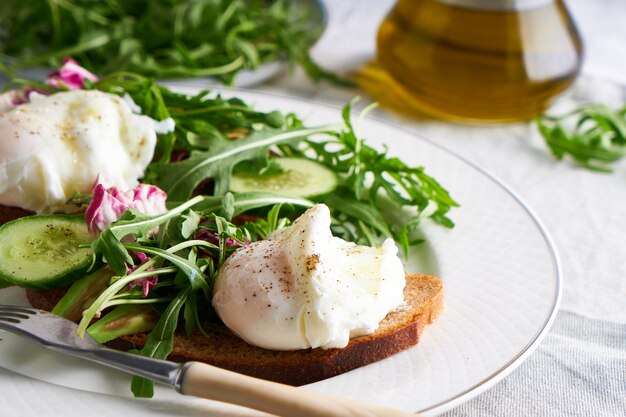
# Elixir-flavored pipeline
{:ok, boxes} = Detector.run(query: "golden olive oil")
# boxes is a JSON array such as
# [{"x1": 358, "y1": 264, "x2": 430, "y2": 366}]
[{"x1": 377, "y1": 0, "x2": 583, "y2": 122}]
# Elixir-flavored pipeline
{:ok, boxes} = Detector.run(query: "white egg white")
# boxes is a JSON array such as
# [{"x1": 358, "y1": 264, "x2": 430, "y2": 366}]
[
  {"x1": 0, "y1": 90, "x2": 160, "y2": 213},
  {"x1": 212, "y1": 204, "x2": 406, "y2": 351}
]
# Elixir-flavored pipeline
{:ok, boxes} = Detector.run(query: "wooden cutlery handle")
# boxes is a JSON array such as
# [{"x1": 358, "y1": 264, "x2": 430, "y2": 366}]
[{"x1": 180, "y1": 361, "x2": 423, "y2": 417}]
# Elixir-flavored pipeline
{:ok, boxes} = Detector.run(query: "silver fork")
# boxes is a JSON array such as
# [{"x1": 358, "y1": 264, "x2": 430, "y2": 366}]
[{"x1": 0, "y1": 306, "x2": 422, "y2": 417}]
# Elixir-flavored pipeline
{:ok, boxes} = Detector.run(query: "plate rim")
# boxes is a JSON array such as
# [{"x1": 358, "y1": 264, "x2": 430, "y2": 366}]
[{"x1": 398, "y1": 121, "x2": 563, "y2": 414}]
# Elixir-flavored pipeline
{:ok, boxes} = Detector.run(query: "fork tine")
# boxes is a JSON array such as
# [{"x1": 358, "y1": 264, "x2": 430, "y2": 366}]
[
  {"x1": 0, "y1": 317, "x2": 21, "y2": 324},
  {"x1": 0, "y1": 304, "x2": 187, "y2": 394},
  {"x1": 0, "y1": 306, "x2": 39, "y2": 315},
  {"x1": 0, "y1": 306, "x2": 40, "y2": 325},
  {"x1": 0, "y1": 312, "x2": 31, "y2": 320}
]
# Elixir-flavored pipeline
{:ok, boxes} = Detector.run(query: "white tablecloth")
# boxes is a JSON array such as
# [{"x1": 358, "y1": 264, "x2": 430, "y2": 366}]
[
  {"x1": 0, "y1": 1, "x2": 624, "y2": 416},
  {"x1": 258, "y1": 1, "x2": 625, "y2": 415}
]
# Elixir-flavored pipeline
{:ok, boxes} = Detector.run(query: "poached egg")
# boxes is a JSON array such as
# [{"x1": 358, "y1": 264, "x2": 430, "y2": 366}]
[
  {"x1": 212, "y1": 204, "x2": 406, "y2": 351},
  {"x1": 0, "y1": 89, "x2": 162, "y2": 213}
]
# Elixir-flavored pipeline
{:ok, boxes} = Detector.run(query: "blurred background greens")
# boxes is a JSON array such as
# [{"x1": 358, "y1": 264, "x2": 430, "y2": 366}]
[{"x1": 0, "y1": 0, "x2": 344, "y2": 85}]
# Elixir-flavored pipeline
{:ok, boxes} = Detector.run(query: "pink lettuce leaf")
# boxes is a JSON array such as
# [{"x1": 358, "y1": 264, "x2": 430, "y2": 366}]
[
  {"x1": 85, "y1": 183, "x2": 168, "y2": 234},
  {"x1": 46, "y1": 57, "x2": 98, "y2": 90},
  {"x1": 127, "y1": 252, "x2": 158, "y2": 297}
]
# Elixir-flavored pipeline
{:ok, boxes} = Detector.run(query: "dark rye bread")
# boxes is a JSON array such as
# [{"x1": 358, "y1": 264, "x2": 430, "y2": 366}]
[
  {"x1": 25, "y1": 273, "x2": 443, "y2": 386},
  {"x1": 0, "y1": 205, "x2": 33, "y2": 225}
]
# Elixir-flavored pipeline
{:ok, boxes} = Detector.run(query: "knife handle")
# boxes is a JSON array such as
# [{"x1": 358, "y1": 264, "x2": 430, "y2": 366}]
[{"x1": 179, "y1": 361, "x2": 423, "y2": 417}]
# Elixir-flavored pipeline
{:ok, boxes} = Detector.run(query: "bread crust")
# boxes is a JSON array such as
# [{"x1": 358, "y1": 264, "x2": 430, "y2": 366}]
[{"x1": 26, "y1": 273, "x2": 443, "y2": 386}]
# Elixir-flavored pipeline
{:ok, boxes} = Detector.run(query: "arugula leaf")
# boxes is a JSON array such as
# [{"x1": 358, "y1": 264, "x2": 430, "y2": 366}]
[
  {"x1": 131, "y1": 285, "x2": 191, "y2": 398},
  {"x1": 180, "y1": 210, "x2": 202, "y2": 239},
  {"x1": 91, "y1": 228, "x2": 133, "y2": 276},
  {"x1": 177, "y1": 192, "x2": 314, "y2": 219},
  {"x1": 123, "y1": 243, "x2": 210, "y2": 292},
  {"x1": 324, "y1": 193, "x2": 392, "y2": 238},
  {"x1": 183, "y1": 291, "x2": 205, "y2": 337},
  {"x1": 265, "y1": 203, "x2": 286, "y2": 233},
  {"x1": 536, "y1": 104, "x2": 626, "y2": 172},
  {"x1": 152, "y1": 125, "x2": 339, "y2": 201},
  {"x1": 281, "y1": 99, "x2": 459, "y2": 247}
]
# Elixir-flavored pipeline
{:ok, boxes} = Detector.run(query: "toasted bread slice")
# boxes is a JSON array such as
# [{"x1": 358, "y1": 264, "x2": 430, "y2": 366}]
[
  {"x1": 25, "y1": 273, "x2": 443, "y2": 386},
  {"x1": 4, "y1": 203, "x2": 443, "y2": 385}
]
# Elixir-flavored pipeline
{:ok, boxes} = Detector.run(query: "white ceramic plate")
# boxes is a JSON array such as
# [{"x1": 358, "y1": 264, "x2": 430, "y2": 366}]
[{"x1": 0, "y1": 89, "x2": 561, "y2": 416}]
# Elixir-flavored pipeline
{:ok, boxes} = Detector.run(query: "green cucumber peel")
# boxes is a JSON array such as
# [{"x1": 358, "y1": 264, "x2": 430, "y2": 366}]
[
  {"x1": 52, "y1": 268, "x2": 112, "y2": 321},
  {"x1": 87, "y1": 304, "x2": 159, "y2": 344}
]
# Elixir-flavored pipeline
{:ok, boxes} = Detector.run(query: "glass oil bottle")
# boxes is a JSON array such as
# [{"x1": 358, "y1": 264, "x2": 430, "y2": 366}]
[{"x1": 377, "y1": 0, "x2": 583, "y2": 122}]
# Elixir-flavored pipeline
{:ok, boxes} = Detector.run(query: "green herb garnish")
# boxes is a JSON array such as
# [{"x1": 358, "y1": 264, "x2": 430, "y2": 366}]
[{"x1": 536, "y1": 103, "x2": 626, "y2": 172}]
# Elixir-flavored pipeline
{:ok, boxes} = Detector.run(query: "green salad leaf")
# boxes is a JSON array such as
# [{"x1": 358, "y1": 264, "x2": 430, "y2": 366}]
[
  {"x1": 131, "y1": 285, "x2": 191, "y2": 398},
  {"x1": 536, "y1": 103, "x2": 626, "y2": 172},
  {"x1": 180, "y1": 192, "x2": 314, "y2": 218}
]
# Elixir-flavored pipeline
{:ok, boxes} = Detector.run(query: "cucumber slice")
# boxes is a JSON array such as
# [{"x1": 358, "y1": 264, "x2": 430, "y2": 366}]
[
  {"x1": 230, "y1": 157, "x2": 338, "y2": 198},
  {"x1": 0, "y1": 215, "x2": 95, "y2": 289}
]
